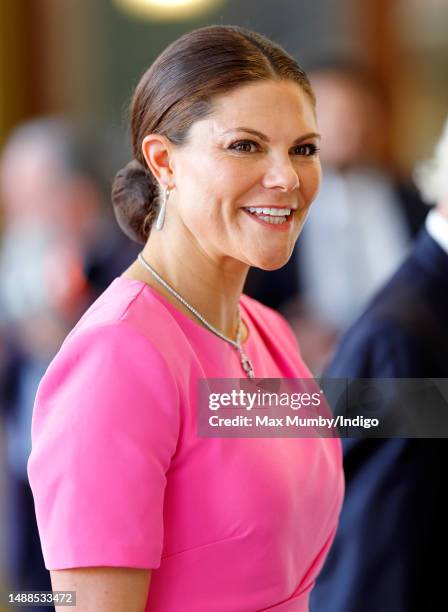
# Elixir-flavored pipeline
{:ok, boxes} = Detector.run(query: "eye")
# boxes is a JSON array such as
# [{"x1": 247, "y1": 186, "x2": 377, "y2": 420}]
[
  {"x1": 291, "y1": 143, "x2": 320, "y2": 157},
  {"x1": 228, "y1": 140, "x2": 260, "y2": 153}
]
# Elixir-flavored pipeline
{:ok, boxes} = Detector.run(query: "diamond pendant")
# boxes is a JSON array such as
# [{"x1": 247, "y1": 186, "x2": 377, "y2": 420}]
[{"x1": 239, "y1": 349, "x2": 255, "y2": 379}]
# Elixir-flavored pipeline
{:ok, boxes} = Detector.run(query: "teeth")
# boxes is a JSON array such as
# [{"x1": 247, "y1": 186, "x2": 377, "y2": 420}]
[
  {"x1": 257, "y1": 215, "x2": 287, "y2": 224},
  {"x1": 247, "y1": 207, "x2": 292, "y2": 216}
]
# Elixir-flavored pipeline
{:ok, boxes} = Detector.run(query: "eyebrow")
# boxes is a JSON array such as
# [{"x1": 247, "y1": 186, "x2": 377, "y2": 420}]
[{"x1": 222, "y1": 127, "x2": 321, "y2": 144}]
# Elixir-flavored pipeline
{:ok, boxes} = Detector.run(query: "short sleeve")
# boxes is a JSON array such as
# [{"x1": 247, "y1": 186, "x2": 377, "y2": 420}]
[{"x1": 27, "y1": 321, "x2": 180, "y2": 570}]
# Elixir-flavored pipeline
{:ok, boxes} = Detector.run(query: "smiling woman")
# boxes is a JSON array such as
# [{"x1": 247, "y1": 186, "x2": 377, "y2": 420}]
[
  {"x1": 28, "y1": 25, "x2": 343, "y2": 612},
  {"x1": 135, "y1": 78, "x2": 322, "y2": 274}
]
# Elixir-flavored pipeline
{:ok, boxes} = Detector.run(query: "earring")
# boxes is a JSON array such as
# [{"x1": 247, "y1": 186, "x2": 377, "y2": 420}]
[{"x1": 155, "y1": 186, "x2": 170, "y2": 231}]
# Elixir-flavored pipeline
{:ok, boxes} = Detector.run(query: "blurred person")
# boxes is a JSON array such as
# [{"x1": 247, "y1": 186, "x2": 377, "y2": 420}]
[
  {"x1": 310, "y1": 118, "x2": 448, "y2": 612},
  {"x1": 28, "y1": 26, "x2": 344, "y2": 612},
  {"x1": 246, "y1": 63, "x2": 426, "y2": 373},
  {"x1": 0, "y1": 118, "x2": 137, "y2": 608},
  {"x1": 0, "y1": 119, "x2": 139, "y2": 313}
]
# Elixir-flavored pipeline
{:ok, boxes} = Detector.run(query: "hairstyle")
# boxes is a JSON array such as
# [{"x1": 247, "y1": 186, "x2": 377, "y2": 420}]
[
  {"x1": 414, "y1": 116, "x2": 448, "y2": 205},
  {"x1": 111, "y1": 25, "x2": 315, "y2": 244}
]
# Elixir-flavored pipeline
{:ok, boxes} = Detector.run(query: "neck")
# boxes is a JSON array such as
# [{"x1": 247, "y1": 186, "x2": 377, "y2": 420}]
[{"x1": 134, "y1": 225, "x2": 249, "y2": 340}]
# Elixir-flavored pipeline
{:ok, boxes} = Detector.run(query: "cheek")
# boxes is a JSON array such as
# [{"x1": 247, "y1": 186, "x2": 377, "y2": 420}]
[
  {"x1": 176, "y1": 171, "x2": 228, "y2": 234},
  {"x1": 301, "y1": 163, "x2": 322, "y2": 204},
  {"x1": 177, "y1": 154, "x2": 235, "y2": 202},
  {"x1": 183, "y1": 160, "x2": 257, "y2": 218},
  {"x1": 204, "y1": 158, "x2": 257, "y2": 201}
]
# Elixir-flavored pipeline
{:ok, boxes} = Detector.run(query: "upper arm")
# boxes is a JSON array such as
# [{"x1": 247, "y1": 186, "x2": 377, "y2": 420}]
[
  {"x1": 51, "y1": 567, "x2": 151, "y2": 612},
  {"x1": 28, "y1": 321, "x2": 180, "y2": 572}
]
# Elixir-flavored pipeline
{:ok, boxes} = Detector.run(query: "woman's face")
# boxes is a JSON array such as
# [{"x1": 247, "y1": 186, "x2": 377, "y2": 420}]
[{"x1": 168, "y1": 79, "x2": 321, "y2": 271}]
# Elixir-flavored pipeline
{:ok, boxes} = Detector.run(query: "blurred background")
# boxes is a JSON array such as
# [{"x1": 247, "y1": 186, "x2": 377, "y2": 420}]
[{"x1": 0, "y1": 0, "x2": 447, "y2": 609}]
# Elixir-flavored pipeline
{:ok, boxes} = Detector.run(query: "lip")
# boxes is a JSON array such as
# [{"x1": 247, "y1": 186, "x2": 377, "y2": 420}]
[{"x1": 242, "y1": 208, "x2": 295, "y2": 231}]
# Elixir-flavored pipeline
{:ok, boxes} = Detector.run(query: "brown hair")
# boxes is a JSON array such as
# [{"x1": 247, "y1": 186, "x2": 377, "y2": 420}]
[{"x1": 112, "y1": 25, "x2": 315, "y2": 244}]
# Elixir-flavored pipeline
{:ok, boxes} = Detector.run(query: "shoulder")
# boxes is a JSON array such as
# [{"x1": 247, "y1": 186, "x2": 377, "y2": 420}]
[
  {"x1": 34, "y1": 280, "x2": 181, "y2": 430},
  {"x1": 33, "y1": 317, "x2": 180, "y2": 445},
  {"x1": 49, "y1": 318, "x2": 173, "y2": 385},
  {"x1": 31, "y1": 284, "x2": 181, "y2": 489},
  {"x1": 29, "y1": 302, "x2": 181, "y2": 571},
  {"x1": 373, "y1": 227, "x2": 448, "y2": 304},
  {"x1": 56, "y1": 277, "x2": 190, "y2": 379},
  {"x1": 344, "y1": 227, "x2": 448, "y2": 339},
  {"x1": 65, "y1": 277, "x2": 174, "y2": 344}
]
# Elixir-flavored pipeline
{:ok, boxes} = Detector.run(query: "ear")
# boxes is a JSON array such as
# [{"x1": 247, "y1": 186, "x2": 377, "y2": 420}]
[{"x1": 141, "y1": 134, "x2": 174, "y2": 188}]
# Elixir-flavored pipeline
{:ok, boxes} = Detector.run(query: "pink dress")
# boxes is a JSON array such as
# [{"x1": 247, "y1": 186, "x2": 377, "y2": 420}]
[{"x1": 28, "y1": 277, "x2": 343, "y2": 611}]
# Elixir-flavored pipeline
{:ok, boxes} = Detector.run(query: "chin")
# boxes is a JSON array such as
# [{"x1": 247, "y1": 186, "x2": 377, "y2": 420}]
[{"x1": 250, "y1": 249, "x2": 292, "y2": 271}]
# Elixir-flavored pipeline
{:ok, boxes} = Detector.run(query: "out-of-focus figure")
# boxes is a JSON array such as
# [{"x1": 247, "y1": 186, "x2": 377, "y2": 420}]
[
  {"x1": 0, "y1": 118, "x2": 138, "y2": 607},
  {"x1": 299, "y1": 66, "x2": 422, "y2": 329},
  {"x1": 311, "y1": 118, "x2": 448, "y2": 612},
  {"x1": 245, "y1": 64, "x2": 427, "y2": 373}
]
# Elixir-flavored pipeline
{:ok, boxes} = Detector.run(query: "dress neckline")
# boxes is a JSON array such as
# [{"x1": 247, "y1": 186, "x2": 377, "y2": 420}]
[{"x1": 114, "y1": 276, "x2": 252, "y2": 348}]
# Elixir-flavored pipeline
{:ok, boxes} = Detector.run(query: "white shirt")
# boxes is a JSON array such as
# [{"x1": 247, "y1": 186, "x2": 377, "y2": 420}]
[
  {"x1": 299, "y1": 167, "x2": 411, "y2": 330},
  {"x1": 425, "y1": 208, "x2": 448, "y2": 255}
]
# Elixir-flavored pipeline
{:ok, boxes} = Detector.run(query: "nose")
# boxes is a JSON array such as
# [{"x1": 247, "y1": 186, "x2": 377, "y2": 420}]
[{"x1": 262, "y1": 154, "x2": 300, "y2": 192}]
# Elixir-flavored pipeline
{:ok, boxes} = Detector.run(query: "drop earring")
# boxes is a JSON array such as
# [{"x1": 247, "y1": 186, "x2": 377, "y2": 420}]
[{"x1": 155, "y1": 186, "x2": 170, "y2": 230}]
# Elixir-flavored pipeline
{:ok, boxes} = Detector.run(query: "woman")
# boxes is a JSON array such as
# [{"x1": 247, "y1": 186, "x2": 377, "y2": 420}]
[{"x1": 28, "y1": 25, "x2": 343, "y2": 611}]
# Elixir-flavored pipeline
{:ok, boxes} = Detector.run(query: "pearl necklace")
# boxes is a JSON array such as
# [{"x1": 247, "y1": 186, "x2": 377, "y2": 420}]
[{"x1": 137, "y1": 253, "x2": 255, "y2": 378}]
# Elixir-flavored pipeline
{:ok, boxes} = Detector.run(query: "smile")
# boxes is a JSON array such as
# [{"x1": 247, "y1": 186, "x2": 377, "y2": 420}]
[{"x1": 242, "y1": 206, "x2": 294, "y2": 228}]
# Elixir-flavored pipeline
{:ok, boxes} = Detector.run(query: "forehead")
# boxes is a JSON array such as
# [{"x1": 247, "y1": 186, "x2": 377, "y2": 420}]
[{"x1": 192, "y1": 80, "x2": 317, "y2": 138}]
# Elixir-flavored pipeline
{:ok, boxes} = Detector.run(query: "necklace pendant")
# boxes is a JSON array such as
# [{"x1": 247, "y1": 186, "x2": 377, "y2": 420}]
[
  {"x1": 240, "y1": 351, "x2": 255, "y2": 379},
  {"x1": 137, "y1": 253, "x2": 255, "y2": 377}
]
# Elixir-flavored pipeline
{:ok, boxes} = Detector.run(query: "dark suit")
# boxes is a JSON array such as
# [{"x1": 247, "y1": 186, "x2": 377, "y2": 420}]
[{"x1": 310, "y1": 227, "x2": 448, "y2": 612}]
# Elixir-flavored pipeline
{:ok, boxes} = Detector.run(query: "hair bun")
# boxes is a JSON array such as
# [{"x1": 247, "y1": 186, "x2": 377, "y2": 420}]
[{"x1": 111, "y1": 159, "x2": 159, "y2": 244}]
